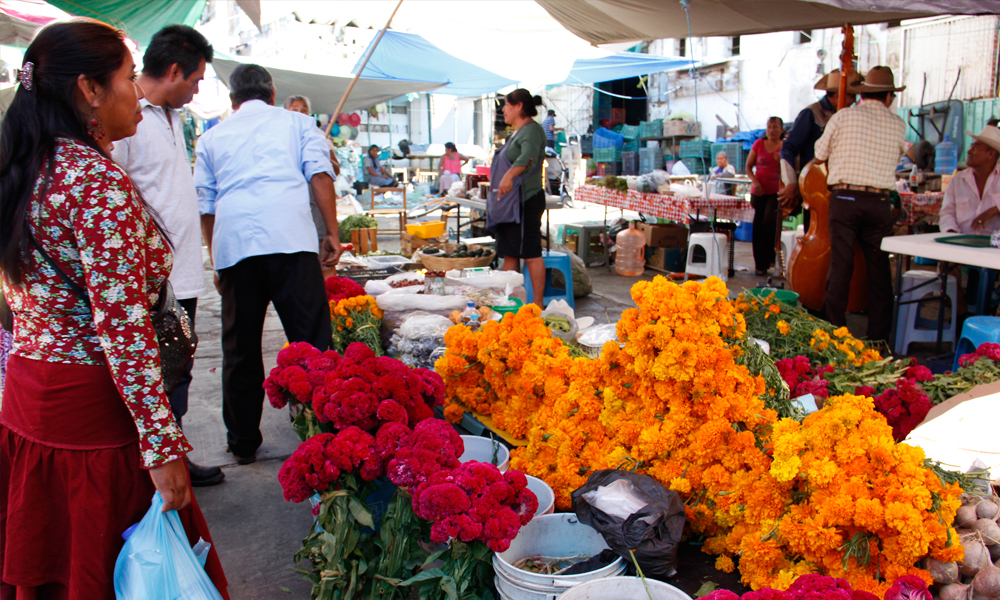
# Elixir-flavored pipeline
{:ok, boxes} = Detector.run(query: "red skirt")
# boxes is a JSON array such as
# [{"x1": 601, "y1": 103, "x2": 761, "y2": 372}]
[{"x1": 0, "y1": 355, "x2": 229, "y2": 600}]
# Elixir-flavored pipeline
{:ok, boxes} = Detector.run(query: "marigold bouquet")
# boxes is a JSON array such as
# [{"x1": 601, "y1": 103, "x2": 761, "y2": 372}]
[
  {"x1": 330, "y1": 293, "x2": 384, "y2": 355},
  {"x1": 326, "y1": 275, "x2": 365, "y2": 303}
]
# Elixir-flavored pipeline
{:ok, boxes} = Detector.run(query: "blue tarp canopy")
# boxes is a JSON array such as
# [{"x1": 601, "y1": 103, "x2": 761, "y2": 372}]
[
  {"x1": 352, "y1": 30, "x2": 515, "y2": 98},
  {"x1": 558, "y1": 53, "x2": 695, "y2": 86}
]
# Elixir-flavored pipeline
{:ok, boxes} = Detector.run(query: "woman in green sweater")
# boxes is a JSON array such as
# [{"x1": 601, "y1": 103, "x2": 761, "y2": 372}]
[{"x1": 493, "y1": 89, "x2": 547, "y2": 306}]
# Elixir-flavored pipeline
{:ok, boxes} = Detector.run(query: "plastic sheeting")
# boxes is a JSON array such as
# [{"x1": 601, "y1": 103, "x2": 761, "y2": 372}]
[
  {"x1": 0, "y1": 0, "x2": 68, "y2": 46},
  {"x1": 536, "y1": 0, "x2": 1000, "y2": 45},
  {"x1": 558, "y1": 53, "x2": 694, "y2": 86},
  {"x1": 46, "y1": 0, "x2": 205, "y2": 46}
]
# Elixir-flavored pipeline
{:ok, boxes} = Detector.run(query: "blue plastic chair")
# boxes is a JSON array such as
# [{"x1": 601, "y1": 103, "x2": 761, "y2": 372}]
[
  {"x1": 952, "y1": 316, "x2": 1000, "y2": 371},
  {"x1": 521, "y1": 250, "x2": 575, "y2": 309}
]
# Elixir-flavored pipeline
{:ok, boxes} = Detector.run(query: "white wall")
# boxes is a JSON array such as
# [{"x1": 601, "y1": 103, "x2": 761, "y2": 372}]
[{"x1": 542, "y1": 85, "x2": 594, "y2": 138}]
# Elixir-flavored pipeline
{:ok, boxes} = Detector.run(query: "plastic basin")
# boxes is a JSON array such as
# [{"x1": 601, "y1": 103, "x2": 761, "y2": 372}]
[
  {"x1": 406, "y1": 220, "x2": 446, "y2": 239},
  {"x1": 459, "y1": 435, "x2": 509, "y2": 472},
  {"x1": 559, "y1": 577, "x2": 693, "y2": 600},
  {"x1": 524, "y1": 476, "x2": 554, "y2": 517},
  {"x1": 490, "y1": 298, "x2": 524, "y2": 317},
  {"x1": 743, "y1": 287, "x2": 799, "y2": 305}
]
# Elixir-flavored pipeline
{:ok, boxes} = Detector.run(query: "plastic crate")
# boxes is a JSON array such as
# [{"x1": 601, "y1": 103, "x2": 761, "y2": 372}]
[
  {"x1": 594, "y1": 147, "x2": 622, "y2": 163},
  {"x1": 682, "y1": 157, "x2": 709, "y2": 175},
  {"x1": 638, "y1": 119, "x2": 663, "y2": 139},
  {"x1": 679, "y1": 139, "x2": 713, "y2": 159},
  {"x1": 623, "y1": 139, "x2": 640, "y2": 152},
  {"x1": 710, "y1": 142, "x2": 748, "y2": 174},
  {"x1": 339, "y1": 266, "x2": 401, "y2": 285},
  {"x1": 622, "y1": 151, "x2": 639, "y2": 176},
  {"x1": 596, "y1": 162, "x2": 621, "y2": 177},
  {"x1": 580, "y1": 134, "x2": 593, "y2": 155},
  {"x1": 621, "y1": 124, "x2": 640, "y2": 140},
  {"x1": 593, "y1": 127, "x2": 624, "y2": 148},
  {"x1": 405, "y1": 220, "x2": 446, "y2": 238},
  {"x1": 638, "y1": 147, "x2": 663, "y2": 175}
]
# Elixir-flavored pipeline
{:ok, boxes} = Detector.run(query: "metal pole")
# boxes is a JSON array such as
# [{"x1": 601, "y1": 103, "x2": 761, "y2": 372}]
[{"x1": 324, "y1": 0, "x2": 404, "y2": 137}]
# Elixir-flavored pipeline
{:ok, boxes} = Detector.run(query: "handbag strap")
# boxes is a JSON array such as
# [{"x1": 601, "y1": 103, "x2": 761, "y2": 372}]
[{"x1": 27, "y1": 229, "x2": 90, "y2": 306}]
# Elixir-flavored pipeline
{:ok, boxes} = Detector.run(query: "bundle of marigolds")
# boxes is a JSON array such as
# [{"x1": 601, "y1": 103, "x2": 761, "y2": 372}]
[{"x1": 325, "y1": 275, "x2": 384, "y2": 355}]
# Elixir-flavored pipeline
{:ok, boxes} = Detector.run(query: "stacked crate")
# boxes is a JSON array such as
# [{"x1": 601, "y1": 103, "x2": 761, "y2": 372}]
[
  {"x1": 622, "y1": 151, "x2": 640, "y2": 176},
  {"x1": 638, "y1": 147, "x2": 664, "y2": 175},
  {"x1": 710, "y1": 142, "x2": 748, "y2": 174},
  {"x1": 679, "y1": 139, "x2": 713, "y2": 175},
  {"x1": 638, "y1": 119, "x2": 664, "y2": 139},
  {"x1": 593, "y1": 127, "x2": 624, "y2": 174}
]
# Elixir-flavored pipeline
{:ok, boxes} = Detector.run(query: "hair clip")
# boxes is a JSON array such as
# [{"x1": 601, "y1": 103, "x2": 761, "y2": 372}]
[{"x1": 14, "y1": 61, "x2": 33, "y2": 91}]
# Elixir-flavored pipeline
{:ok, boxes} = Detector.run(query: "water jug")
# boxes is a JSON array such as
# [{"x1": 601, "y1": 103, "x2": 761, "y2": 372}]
[
  {"x1": 615, "y1": 222, "x2": 646, "y2": 277},
  {"x1": 934, "y1": 135, "x2": 958, "y2": 175}
]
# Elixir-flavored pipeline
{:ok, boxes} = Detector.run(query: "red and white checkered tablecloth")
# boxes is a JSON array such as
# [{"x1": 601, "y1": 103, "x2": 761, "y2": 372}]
[
  {"x1": 575, "y1": 184, "x2": 746, "y2": 224},
  {"x1": 899, "y1": 192, "x2": 943, "y2": 226}
]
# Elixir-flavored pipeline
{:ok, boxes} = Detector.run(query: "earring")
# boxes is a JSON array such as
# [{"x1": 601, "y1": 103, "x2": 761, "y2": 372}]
[{"x1": 87, "y1": 111, "x2": 105, "y2": 141}]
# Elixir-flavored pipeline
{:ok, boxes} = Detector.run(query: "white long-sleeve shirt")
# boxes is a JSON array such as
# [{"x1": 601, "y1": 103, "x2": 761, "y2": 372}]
[{"x1": 939, "y1": 163, "x2": 1000, "y2": 235}]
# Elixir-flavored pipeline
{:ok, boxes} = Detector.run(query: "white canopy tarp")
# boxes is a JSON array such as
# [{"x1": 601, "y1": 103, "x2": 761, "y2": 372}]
[
  {"x1": 210, "y1": 57, "x2": 445, "y2": 115},
  {"x1": 535, "y1": 0, "x2": 1000, "y2": 45},
  {"x1": 0, "y1": 0, "x2": 68, "y2": 47}
]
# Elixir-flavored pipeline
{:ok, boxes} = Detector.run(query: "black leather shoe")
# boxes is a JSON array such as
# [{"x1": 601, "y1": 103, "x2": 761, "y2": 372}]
[
  {"x1": 188, "y1": 459, "x2": 225, "y2": 487},
  {"x1": 224, "y1": 445, "x2": 257, "y2": 465}
]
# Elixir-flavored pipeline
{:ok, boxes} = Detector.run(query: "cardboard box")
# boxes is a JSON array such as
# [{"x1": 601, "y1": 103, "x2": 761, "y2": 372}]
[
  {"x1": 400, "y1": 232, "x2": 447, "y2": 256},
  {"x1": 662, "y1": 119, "x2": 700, "y2": 137},
  {"x1": 637, "y1": 222, "x2": 688, "y2": 249},
  {"x1": 646, "y1": 247, "x2": 688, "y2": 272}
]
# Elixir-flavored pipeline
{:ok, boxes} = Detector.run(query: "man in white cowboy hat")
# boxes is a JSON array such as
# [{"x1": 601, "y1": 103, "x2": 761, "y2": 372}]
[
  {"x1": 813, "y1": 65, "x2": 906, "y2": 345},
  {"x1": 778, "y1": 69, "x2": 864, "y2": 217},
  {"x1": 940, "y1": 124, "x2": 1000, "y2": 235}
]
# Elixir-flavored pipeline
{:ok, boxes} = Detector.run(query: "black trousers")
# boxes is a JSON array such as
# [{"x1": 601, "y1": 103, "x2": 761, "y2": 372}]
[
  {"x1": 168, "y1": 297, "x2": 197, "y2": 427},
  {"x1": 217, "y1": 252, "x2": 331, "y2": 456},
  {"x1": 822, "y1": 191, "x2": 894, "y2": 344},
  {"x1": 751, "y1": 193, "x2": 779, "y2": 273}
]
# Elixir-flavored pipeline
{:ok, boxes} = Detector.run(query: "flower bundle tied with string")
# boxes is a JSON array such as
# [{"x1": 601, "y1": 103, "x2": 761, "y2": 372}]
[{"x1": 325, "y1": 275, "x2": 384, "y2": 355}]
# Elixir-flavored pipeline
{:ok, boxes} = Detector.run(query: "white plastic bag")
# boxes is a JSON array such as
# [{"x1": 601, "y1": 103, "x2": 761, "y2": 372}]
[{"x1": 113, "y1": 492, "x2": 222, "y2": 600}]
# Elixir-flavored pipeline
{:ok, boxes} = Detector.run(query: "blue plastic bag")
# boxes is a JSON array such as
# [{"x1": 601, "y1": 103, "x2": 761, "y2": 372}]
[{"x1": 114, "y1": 492, "x2": 223, "y2": 600}]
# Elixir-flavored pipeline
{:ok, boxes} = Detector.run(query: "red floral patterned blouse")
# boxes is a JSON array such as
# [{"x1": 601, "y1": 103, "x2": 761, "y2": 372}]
[{"x1": 4, "y1": 139, "x2": 190, "y2": 469}]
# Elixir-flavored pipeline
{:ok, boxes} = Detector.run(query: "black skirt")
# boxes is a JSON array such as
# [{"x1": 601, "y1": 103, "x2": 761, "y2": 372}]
[{"x1": 494, "y1": 190, "x2": 545, "y2": 259}]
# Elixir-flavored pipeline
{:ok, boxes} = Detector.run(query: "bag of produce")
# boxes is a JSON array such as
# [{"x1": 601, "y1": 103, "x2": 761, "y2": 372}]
[
  {"x1": 572, "y1": 470, "x2": 686, "y2": 580},
  {"x1": 388, "y1": 312, "x2": 454, "y2": 370},
  {"x1": 548, "y1": 243, "x2": 593, "y2": 298}
]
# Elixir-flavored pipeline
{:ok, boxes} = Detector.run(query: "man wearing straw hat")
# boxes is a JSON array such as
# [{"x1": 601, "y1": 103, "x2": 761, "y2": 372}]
[
  {"x1": 778, "y1": 69, "x2": 864, "y2": 220},
  {"x1": 940, "y1": 125, "x2": 1000, "y2": 235},
  {"x1": 813, "y1": 66, "x2": 906, "y2": 344}
]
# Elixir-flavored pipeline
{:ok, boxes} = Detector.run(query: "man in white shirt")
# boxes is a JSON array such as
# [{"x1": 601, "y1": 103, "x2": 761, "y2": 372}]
[
  {"x1": 195, "y1": 64, "x2": 342, "y2": 465},
  {"x1": 939, "y1": 125, "x2": 1000, "y2": 235},
  {"x1": 112, "y1": 25, "x2": 223, "y2": 487}
]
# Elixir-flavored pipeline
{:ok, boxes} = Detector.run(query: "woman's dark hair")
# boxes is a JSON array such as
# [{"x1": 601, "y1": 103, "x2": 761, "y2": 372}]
[
  {"x1": 143, "y1": 24, "x2": 213, "y2": 79},
  {"x1": 444, "y1": 142, "x2": 456, "y2": 151},
  {"x1": 229, "y1": 63, "x2": 273, "y2": 106},
  {"x1": 369, "y1": 145, "x2": 380, "y2": 155},
  {"x1": 506, "y1": 89, "x2": 542, "y2": 118},
  {"x1": 0, "y1": 19, "x2": 130, "y2": 285}
]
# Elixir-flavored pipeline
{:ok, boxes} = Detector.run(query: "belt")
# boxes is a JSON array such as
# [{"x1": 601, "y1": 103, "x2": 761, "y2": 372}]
[{"x1": 830, "y1": 184, "x2": 890, "y2": 194}]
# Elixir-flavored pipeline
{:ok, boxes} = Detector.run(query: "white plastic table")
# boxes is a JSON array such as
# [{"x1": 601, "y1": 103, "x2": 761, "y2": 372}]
[
  {"x1": 881, "y1": 233, "x2": 1000, "y2": 352},
  {"x1": 448, "y1": 195, "x2": 564, "y2": 249}
]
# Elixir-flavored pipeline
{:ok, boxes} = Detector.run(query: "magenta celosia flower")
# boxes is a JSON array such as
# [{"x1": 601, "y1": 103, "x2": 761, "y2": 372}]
[
  {"x1": 904, "y1": 364, "x2": 933, "y2": 382},
  {"x1": 784, "y1": 574, "x2": 852, "y2": 600},
  {"x1": 976, "y1": 341, "x2": 1000, "y2": 361},
  {"x1": 851, "y1": 591, "x2": 880, "y2": 600},
  {"x1": 703, "y1": 593, "x2": 740, "y2": 600},
  {"x1": 743, "y1": 589, "x2": 792, "y2": 600},
  {"x1": 325, "y1": 276, "x2": 365, "y2": 303},
  {"x1": 883, "y1": 575, "x2": 931, "y2": 600}
]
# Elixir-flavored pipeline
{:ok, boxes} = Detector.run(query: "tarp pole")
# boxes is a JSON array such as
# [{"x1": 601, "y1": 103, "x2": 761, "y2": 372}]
[
  {"x1": 324, "y1": 0, "x2": 403, "y2": 137},
  {"x1": 838, "y1": 24, "x2": 855, "y2": 110}
]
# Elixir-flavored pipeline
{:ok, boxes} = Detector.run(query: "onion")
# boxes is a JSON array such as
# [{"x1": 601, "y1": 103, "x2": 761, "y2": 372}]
[
  {"x1": 991, "y1": 543, "x2": 1000, "y2": 563},
  {"x1": 958, "y1": 505, "x2": 981, "y2": 528},
  {"x1": 961, "y1": 537, "x2": 990, "y2": 577},
  {"x1": 927, "y1": 556, "x2": 961, "y2": 585},
  {"x1": 977, "y1": 499, "x2": 1000, "y2": 520},
  {"x1": 973, "y1": 519, "x2": 1000, "y2": 546},
  {"x1": 939, "y1": 582, "x2": 972, "y2": 600},
  {"x1": 974, "y1": 562, "x2": 1000, "y2": 598}
]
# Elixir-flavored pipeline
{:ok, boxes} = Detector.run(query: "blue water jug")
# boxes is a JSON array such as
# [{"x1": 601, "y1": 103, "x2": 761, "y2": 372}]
[{"x1": 934, "y1": 135, "x2": 958, "y2": 175}]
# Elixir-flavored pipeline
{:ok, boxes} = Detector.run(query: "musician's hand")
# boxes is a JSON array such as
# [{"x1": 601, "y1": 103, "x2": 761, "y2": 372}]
[{"x1": 778, "y1": 182, "x2": 800, "y2": 211}]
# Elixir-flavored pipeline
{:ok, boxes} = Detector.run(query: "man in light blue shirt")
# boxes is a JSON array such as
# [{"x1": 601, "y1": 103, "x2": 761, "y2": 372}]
[
  {"x1": 542, "y1": 109, "x2": 558, "y2": 149},
  {"x1": 195, "y1": 63, "x2": 342, "y2": 464}
]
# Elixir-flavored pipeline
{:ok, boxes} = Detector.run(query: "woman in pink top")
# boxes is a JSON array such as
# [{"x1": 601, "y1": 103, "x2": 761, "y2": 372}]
[
  {"x1": 746, "y1": 116, "x2": 784, "y2": 275},
  {"x1": 438, "y1": 142, "x2": 468, "y2": 196}
]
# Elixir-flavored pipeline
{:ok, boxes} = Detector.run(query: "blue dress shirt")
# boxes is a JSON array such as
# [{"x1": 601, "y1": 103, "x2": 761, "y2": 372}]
[{"x1": 195, "y1": 100, "x2": 334, "y2": 271}]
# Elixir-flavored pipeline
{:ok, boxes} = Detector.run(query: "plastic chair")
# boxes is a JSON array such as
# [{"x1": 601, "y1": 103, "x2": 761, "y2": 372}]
[
  {"x1": 952, "y1": 316, "x2": 1000, "y2": 371},
  {"x1": 685, "y1": 233, "x2": 727, "y2": 282},
  {"x1": 780, "y1": 230, "x2": 802, "y2": 272},
  {"x1": 521, "y1": 251, "x2": 575, "y2": 309},
  {"x1": 894, "y1": 270, "x2": 958, "y2": 355}
]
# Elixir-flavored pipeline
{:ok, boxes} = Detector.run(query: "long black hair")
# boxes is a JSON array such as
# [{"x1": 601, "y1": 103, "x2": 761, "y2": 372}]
[
  {"x1": 505, "y1": 89, "x2": 543, "y2": 118},
  {"x1": 1, "y1": 20, "x2": 132, "y2": 285}
]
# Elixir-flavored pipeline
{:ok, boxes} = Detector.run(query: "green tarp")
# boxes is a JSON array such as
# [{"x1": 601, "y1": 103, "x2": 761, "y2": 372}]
[{"x1": 46, "y1": 0, "x2": 206, "y2": 46}]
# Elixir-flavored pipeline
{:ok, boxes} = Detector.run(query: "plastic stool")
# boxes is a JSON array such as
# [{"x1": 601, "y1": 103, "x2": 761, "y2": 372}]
[
  {"x1": 952, "y1": 316, "x2": 1000, "y2": 371},
  {"x1": 965, "y1": 267, "x2": 998, "y2": 316},
  {"x1": 521, "y1": 250, "x2": 575, "y2": 309},
  {"x1": 894, "y1": 270, "x2": 958, "y2": 355},
  {"x1": 685, "y1": 233, "x2": 728, "y2": 282},
  {"x1": 780, "y1": 230, "x2": 802, "y2": 272},
  {"x1": 563, "y1": 223, "x2": 608, "y2": 267}
]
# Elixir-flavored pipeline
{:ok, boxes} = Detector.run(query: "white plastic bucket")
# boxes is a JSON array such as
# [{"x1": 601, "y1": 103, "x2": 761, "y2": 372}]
[
  {"x1": 494, "y1": 513, "x2": 625, "y2": 600},
  {"x1": 558, "y1": 577, "x2": 693, "y2": 600},
  {"x1": 525, "y1": 475, "x2": 554, "y2": 517},
  {"x1": 459, "y1": 435, "x2": 510, "y2": 472}
]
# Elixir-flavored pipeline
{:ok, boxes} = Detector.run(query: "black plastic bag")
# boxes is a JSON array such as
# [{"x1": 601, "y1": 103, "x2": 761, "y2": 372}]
[{"x1": 571, "y1": 469, "x2": 686, "y2": 580}]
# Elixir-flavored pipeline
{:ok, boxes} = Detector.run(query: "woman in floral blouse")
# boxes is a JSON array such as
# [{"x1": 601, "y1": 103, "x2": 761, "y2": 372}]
[{"x1": 0, "y1": 20, "x2": 227, "y2": 598}]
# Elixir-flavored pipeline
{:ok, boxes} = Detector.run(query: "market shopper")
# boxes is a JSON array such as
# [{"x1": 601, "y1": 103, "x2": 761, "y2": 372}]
[
  {"x1": 364, "y1": 144, "x2": 396, "y2": 187},
  {"x1": 779, "y1": 69, "x2": 863, "y2": 226},
  {"x1": 709, "y1": 151, "x2": 736, "y2": 195},
  {"x1": 814, "y1": 66, "x2": 906, "y2": 344},
  {"x1": 0, "y1": 19, "x2": 227, "y2": 597},
  {"x1": 285, "y1": 94, "x2": 341, "y2": 177},
  {"x1": 488, "y1": 89, "x2": 547, "y2": 307},
  {"x1": 542, "y1": 109, "x2": 559, "y2": 149},
  {"x1": 746, "y1": 116, "x2": 784, "y2": 275},
  {"x1": 939, "y1": 124, "x2": 1000, "y2": 235},
  {"x1": 195, "y1": 63, "x2": 343, "y2": 465},
  {"x1": 111, "y1": 24, "x2": 224, "y2": 488},
  {"x1": 439, "y1": 142, "x2": 468, "y2": 196}
]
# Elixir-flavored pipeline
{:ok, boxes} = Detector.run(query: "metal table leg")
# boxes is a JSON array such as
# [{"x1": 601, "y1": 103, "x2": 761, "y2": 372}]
[{"x1": 889, "y1": 252, "x2": 904, "y2": 351}]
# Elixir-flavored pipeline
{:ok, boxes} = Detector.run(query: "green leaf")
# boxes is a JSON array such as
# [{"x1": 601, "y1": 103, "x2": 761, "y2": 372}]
[
  {"x1": 398, "y1": 568, "x2": 447, "y2": 587},
  {"x1": 422, "y1": 548, "x2": 448, "y2": 567},
  {"x1": 348, "y1": 496, "x2": 375, "y2": 529},
  {"x1": 319, "y1": 532, "x2": 339, "y2": 561},
  {"x1": 694, "y1": 581, "x2": 719, "y2": 598},
  {"x1": 278, "y1": 586, "x2": 292, "y2": 594},
  {"x1": 471, "y1": 542, "x2": 490, "y2": 560},
  {"x1": 440, "y1": 576, "x2": 459, "y2": 600}
]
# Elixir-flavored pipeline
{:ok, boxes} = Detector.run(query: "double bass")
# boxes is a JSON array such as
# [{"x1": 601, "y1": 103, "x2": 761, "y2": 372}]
[{"x1": 786, "y1": 161, "x2": 868, "y2": 312}]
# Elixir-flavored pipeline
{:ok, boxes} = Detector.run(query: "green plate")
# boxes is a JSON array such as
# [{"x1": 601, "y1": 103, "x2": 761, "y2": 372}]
[{"x1": 935, "y1": 235, "x2": 993, "y2": 248}]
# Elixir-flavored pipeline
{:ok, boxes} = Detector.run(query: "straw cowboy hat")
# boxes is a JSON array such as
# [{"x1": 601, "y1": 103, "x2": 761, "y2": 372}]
[
  {"x1": 967, "y1": 125, "x2": 1000, "y2": 155},
  {"x1": 853, "y1": 66, "x2": 906, "y2": 93},
  {"x1": 813, "y1": 69, "x2": 864, "y2": 92}
]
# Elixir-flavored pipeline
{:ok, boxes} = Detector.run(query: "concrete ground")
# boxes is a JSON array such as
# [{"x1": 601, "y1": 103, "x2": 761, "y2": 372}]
[{"x1": 185, "y1": 208, "x2": 883, "y2": 599}]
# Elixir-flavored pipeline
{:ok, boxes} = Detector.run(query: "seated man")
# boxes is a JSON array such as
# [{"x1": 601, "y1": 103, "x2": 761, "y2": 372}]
[
  {"x1": 364, "y1": 144, "x2": 396, "y2": 187},
  {"x1": 939, "y1": 125, "x2": 1000, "y2": 235},
  {"x1": 710, "y1": 151, "x2": 736, "y2": 195}
]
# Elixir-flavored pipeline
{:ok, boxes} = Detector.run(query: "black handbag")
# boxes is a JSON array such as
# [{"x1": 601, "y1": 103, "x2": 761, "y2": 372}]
[{"x1": 27, "y1": 232, "x2": 197, "y2": 395}]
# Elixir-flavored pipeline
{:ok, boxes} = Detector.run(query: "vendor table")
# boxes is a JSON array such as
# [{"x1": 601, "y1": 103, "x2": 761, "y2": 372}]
[
  {"x1": 882, "y1": 232, "x2": 1000, "y2": 352},
  {"x1": 899, "y1": 191, "x2": 944, "y2": 227},
  {"x1": 446, "y1": 195, "x2": 564, "y2": 250},
  {"x1": 575, "y1": 184, "x2": 745, "y2": 223}
]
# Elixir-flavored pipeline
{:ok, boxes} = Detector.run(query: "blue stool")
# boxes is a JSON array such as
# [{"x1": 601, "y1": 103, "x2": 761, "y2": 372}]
[
  {"x1": 520, "y1": 250, "x2": 575, "y2": 309},
  {"x1": 965, "y1": 267, "x2": 998, "y2": 316},
  {"x1": 952, "y1": 316, "x2": 1000, "y2": 371}
]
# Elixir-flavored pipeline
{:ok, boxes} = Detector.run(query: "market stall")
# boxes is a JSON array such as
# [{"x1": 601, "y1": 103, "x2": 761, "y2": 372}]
[
  {"x1": 575, "y1": 183, "x2": 746, "y2": 223},
  {"x1": 900, "y1": 191, "x2": 945, "y2": 228}
]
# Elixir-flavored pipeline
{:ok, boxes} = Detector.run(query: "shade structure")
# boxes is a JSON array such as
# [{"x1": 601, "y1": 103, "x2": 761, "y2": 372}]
[
  {"x1": 45, "y1": 0, "x2": 205, "y2": 46},
  {"x1": 536, "y1": 0, "x2": 1000, "y2": 45},
  {"x1": 559, "y1": 52, "x2": 696, "y2": 86},
  {"x1": 211, "y1": 57, "x2": 446, "y2": 115},
  {"x1": 0, "y1": 0, "x2": 68, "y2": 46}
]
